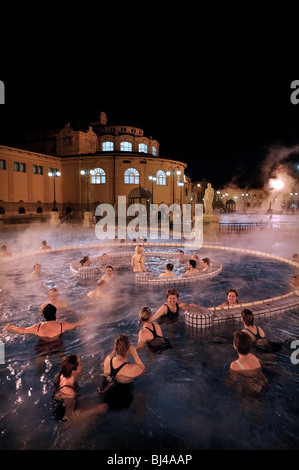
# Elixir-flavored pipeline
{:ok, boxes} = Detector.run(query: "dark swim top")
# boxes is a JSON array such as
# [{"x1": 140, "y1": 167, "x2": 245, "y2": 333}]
[
  {"x1": 110, "y1": 358, "x2": 128, "y2": 378},
  {"x1": 145, "y1": 322, "x2": 163, "y2": 341},
  {"x1": 243, "y1": 326, "x2": 264, "y2": 340},
  {"x1": 145, "y1": 323, "x2": 172, "y2": 354},
  {"x1": 164, "y1": 303, "x2": 180, "y2": 320},
  {"x1": 36, "y1": 321, "x2": 63, "y2": 337}
]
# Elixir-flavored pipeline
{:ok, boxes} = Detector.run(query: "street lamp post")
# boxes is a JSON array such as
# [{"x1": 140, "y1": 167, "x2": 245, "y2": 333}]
[
  {"x1": 166, "y1": 167, "x2": 181, "y2": 206},
  {"x1": 148, "y1": 174, "x2": 156, "y2": 204},
  {"x1": 80, "y1": 168, "x2": 95, "y2": 212},
  {"x1": 178, "y1": 181, "x2": 184, "y2": 207},
  {"x1": 80, "y1": 168, "x2": 95, "y2": 227},
  {"x1": 48, "y1": 169, "x2": 61, "y2": 211}
]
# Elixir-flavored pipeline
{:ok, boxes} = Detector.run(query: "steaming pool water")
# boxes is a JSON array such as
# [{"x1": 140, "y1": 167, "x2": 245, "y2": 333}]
[{"x1": 1, "y1": 229, "x2": 299, "y2": 451}]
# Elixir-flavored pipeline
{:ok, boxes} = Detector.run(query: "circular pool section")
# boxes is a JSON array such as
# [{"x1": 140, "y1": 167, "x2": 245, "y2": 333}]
[{"x1": 1, "y1": 242, "x2": 299, "y2": 450}]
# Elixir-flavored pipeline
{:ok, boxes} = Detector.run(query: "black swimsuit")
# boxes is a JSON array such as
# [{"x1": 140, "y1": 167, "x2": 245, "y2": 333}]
[
  {"x1": 145, "y1": 323, "x2": 172, "y2": 354},
  {"x1": 145, "y1": 323, "x2": 163, "y2": 340},
  {"x1": 99, "y1": 358, "x2": 133, "y2": 411},
  {"x1": 109, "y1": 358, "x2": 128, "y2": 378},
  {"x1": 162, "y1": 303, "x2": 180, "y2": 322},
  {"x1": 243, "y1": 326, "x2": 264, "y2": 340}
]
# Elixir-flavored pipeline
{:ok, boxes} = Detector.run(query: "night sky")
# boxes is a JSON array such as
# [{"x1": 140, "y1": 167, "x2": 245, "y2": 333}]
[{"x1": 1, "y1": 73, "x2": 299, "y2": 188}]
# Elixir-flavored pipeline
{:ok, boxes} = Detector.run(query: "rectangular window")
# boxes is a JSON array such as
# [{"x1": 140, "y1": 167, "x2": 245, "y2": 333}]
[
  {"x1": 20, "y1": 163, "x2": 26, "y2": 172},
  {"x1": 14, "y1": 161, "x2": 19, "y2": 171},
  {"x1": 139, "y1": 143, "x2": 147, "y2": 153},
  {"x1": 102, "y1": 141, "x2": 114, "y2": 151},
  {"x1": 38, "y1": 166, "x2": 43, "y2": 175},
  {"x1": 33, "y1": 165, "x2": 38, "y2": 174},
  {"x1": 121, "y1": 142, "x2": 132, "y2": 152},
  {"x1": 0, "y1": 159, "x2": 6, "y2": 170}
]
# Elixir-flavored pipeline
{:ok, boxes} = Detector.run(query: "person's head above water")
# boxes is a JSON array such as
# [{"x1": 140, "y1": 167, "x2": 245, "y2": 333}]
[
  {"x1": 233, "y1": 330, "x2": 252, "y2": 355},
  {"x1": 114, "y1": 333, "x2": 130, "y2": 357},
  {"x1": 42, "y1": 303, "x2": 57, "y2": 321}
]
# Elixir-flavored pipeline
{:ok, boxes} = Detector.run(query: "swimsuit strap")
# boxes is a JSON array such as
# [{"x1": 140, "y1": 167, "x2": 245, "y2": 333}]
[
  {"x1": 57, "y1": 384, "x2": 76, "y2": 393},
  {"x1": 110, "y1": 358, "x2": 128, "y2": 378},
  {"x1": 244, "y1": 326, "x2": 260, "y2": 339},
  {"x1": 145, "y1": 323, "x2": 160, "y2": 340},
  {"x1": 236, "y1": 359, "x2": 246, "y2": 370}
]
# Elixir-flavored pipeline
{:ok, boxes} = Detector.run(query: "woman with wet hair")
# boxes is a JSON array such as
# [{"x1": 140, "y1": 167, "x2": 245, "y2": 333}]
[
  {"x1": 53, "y1": 354, "x2": 107, "y2": 420},
  {"x1": 218, "y1": 289, "x2": 242, "y2": 308},
  {"x1": 137, "y1": 307, "x2": 172, "y2": 353},
  {"x1": 6, "y1": 303, "x2": 93, "y2": 338},
  {"x1": 241, "y1": 309, "x2": 266, "y2": 343},
  {"x1": 131, "y1": 245, "x2": 147, "y2": 272},
  {"x1": 100, "y1": 334, "x2": 146, "y2": 410}
]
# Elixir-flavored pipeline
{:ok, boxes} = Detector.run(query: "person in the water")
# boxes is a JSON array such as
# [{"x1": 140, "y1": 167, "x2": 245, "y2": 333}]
[
  {"x1": 184, "y1": 259, "x2": 200, "y2": 276},
  {"x1": 53, "y1": 354, "x2": 107, "y2": 421},
  {"x1": 137, "y1": 307, "x2": 172, "y2": 353},
  {"x1": 98, "y1": 265, "x2": 114, "y2": 283},
  {"x1": 0, "y1": 244, "x2": 11, "y2": 257},
  {"x1": 79, "y1": 256, "x2": 91, "y2": 267},
  {"x1": 131, "y1": 245, "x2": 147, "y2": 272},
  {"x1": 6, "y1": 303, "x2": 93, "y2": 338},
  {"x1": 200, "y1": 257, "x2": 210, "y2": 271},
  {"x1": 158, "y1": 263, "x2": 177, "y2": 278},
  {"x1": 151, "y1": 288, "x2": 198, "y2": 322},
  {"x1": 218, "y1": 288, "x2": 242, "y2": 308},
  {"x1": 29, "y1": 263, "x2": 42, "y2": 279},
  {"x1": 87, "y1": 279, "x2": 108, "y2": 300},
  {"x1": 40, "y1": 240, "x2": 51, "y2": 250},
  {"x1": 99, "y1": 334, "x2": 146, "y2": 411},
  {"x1": 241, "y1": 309, "x2": 266, "y2": 343},
  {"x1": 230, "y1": 330, "x2": 261, "y2": 372},
  {"x1": 40, "y1": 287, "x2": 70, "y2": 313}
]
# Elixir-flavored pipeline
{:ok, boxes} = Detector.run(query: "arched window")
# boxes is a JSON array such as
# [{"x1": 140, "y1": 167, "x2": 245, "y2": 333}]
[
  {"x1": 156, "y1": 170, "x2": 166, "y2": 185},
  {"x1": 139, "y1": 143, "x2": 147, "y2": 153},
  {"x1": 102, "y1": 141, "x2": 114, "y2": 151},
  {"x1": 124, "y1": 168, "x2": 139, "y2": 184},
  {"x1": 152, "y1": 146, "x2": 156, "y2": 156},
  {"x1": 120, "y1": 141, "x2": 132, "y2": 152},
  {"x1": 91, "y1": 168, "x2": 106, "y2": 184}
]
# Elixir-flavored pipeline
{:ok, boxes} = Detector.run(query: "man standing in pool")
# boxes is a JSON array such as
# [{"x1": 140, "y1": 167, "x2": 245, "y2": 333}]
[
  {"x1": 40, "y1": 287, "x2": 70, "y2": 314},
  {"x1": 152, "y1": 288, "x2": 198, "y2": 322}
]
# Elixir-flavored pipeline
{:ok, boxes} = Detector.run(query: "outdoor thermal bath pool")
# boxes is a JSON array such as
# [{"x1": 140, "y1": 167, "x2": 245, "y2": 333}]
[{"x1": 1, "y1": 228, "x2": 299, "y2": 450}]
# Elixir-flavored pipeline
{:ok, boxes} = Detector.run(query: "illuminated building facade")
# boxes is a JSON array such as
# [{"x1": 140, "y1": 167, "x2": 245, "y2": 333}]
[{"x1": 0, "y1": 113, "x2": 193, "y2": 218}]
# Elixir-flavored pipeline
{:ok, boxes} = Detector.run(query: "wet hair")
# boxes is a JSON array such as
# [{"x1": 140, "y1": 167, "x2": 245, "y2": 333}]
[
  {"x1": 42, "y1": 303, "x2": 57, "y2": 321},
  {"x1": 201, "y1": 257, "x2": 210, "y2": 266},
  {"x1": 41, "y1": 240, "x2": 47, "y2": 245},
  {"x1": 166, "y1": 263, "x2": 174, "y2": 271},
  {"x1": 48, "y1": 287, "x2": 58, "y2": 294},
  {"x1": 189, "y1": 259, "x2": 197, "y2": 268},
  {"x1": 135, "y1": 245, "x2": 144, "y2": 254},
  {"x1": 55, "y1": 354, "x2": 80, "y2": 384},
  {"x1": 105, "y1": 265, "x2": 113, "y2": 270},
  {"x1": 79, "y1": 256, "x2": 90, "y2": 265},
  {"x1": 241, "y1": 308, "x2": 254, "y2": 326},
  {"x1": 227, "y1": 288, "x2": 238, "y2": 297},
  {"x1": 33, "y1": 263, "x2": 41, "y2": 269},
  {"x1": 139, "y1": 306, "x2": 152, "y2": 323},
  {"x1": 166, "y1": 288, "x2": 179, "y2": 298},
  {"x1": 233, "y1": 331, "x2": 252, "y2": 355},
  {"x1": 114, "y1": 334, "x2": 130, "y2": 357}
]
